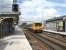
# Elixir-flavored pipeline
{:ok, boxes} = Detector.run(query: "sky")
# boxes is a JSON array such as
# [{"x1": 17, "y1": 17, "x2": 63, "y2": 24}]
[
  {"x1": 0, "y1": 0, "x2": 66, "y2": 24},
  {"x1": 17, "y1": 0, "x2": 66, "y2": 24},
  {"x1": 0, "y1": 0, "x2": 13, "y2": 13}
]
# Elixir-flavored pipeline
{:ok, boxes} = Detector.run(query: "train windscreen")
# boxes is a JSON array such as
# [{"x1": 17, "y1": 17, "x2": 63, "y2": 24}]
[{"x1": 35, "y1": 23, "x2": 42, "y2": 26}]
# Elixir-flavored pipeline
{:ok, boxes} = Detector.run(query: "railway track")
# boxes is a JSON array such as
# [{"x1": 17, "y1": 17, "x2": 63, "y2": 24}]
[
  {"x1": 43, "y1": 31, "x2": 66, "y2": 43},
  {"x1": 24, "y1": 28, "x2": 66, "y2": 50},
  {"x1": 37, "y1": 33, "x2": 66, "y2": 50},
  {"x1": 23, "y1": 28, "x2": 48, "y2": 50}
]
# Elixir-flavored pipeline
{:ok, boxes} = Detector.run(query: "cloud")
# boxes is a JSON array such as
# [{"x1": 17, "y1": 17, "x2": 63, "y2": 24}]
[
  {"x1": 0, "y1": 0, "x2": 13, "y2": 12},
  {"x1": 19, "y1": 0, "x2": 66, "y2": 24},
  {"x1": 42, "y1": 8, "x2": 59, "y2": 19}
]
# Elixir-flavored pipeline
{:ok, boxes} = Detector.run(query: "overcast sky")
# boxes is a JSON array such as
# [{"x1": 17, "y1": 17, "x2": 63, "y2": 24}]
[
  {"x1": 0, "y1": 0, "x2": 13, "y2": 12},
  {"x1": 0, "y1": 0, "x2": 66, "y2": 24},
  {"x1": 17, "y1": 0, "x2": 66, "y2": 24}
]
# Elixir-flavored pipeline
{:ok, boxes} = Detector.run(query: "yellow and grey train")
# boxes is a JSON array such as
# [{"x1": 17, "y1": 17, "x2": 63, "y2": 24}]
[{"x1": 31, "y1": 23, "x2": 44, "y2": 33}]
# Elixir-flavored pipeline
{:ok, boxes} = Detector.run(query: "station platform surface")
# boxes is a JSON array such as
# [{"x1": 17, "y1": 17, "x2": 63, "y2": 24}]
[
  {"x1": 0, "y1": 26, "x2": 32, "y2": 50},
  {"x1": 44, "y1": 29, "x2": 66, "y2": 35}
]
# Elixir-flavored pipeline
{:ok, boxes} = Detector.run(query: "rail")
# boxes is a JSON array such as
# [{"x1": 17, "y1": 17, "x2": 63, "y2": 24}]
[
  {"x1": 43, "y1": 30, "x2": 66, "y2": 42},
  {"x1": 28, "y1": 29, "x2": 66, "y2": 50}
]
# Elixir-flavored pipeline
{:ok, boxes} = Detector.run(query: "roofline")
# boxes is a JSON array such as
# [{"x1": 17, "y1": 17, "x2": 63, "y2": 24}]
[{"x1": 46, "y1": 15, "x2": 66, "y2": 22}]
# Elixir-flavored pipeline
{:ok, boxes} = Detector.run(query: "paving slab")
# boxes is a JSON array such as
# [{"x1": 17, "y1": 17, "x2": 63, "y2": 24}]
[{"x1": 0, "y1": 26, "x2": 32, "y2": 50}]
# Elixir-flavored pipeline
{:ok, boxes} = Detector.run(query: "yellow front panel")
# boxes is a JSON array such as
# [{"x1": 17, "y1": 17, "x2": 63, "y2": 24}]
[{"x1": 32, "y1": 23, "x2": 43, "y2": 30}]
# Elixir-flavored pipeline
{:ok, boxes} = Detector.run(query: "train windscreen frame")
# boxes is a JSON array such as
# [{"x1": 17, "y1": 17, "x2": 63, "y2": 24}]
[{"x1": 35, "y1": 23, "x2": 42, "y2": 26}]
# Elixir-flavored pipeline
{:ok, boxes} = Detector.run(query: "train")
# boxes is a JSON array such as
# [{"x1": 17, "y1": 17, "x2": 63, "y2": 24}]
[{"x1": 31, "y1": 22, "x2": 44, "y2": 33}]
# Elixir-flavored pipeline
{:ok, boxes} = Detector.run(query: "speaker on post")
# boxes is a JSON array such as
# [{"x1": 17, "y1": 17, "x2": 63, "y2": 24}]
[{"x1": 12, "y1": 4, "x2": 18, "y2": 12}]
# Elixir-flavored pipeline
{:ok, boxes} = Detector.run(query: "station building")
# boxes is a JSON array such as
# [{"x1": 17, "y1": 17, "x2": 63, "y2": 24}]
[
  {"x1": 46, "y1": 15, "x2": 66, "y2": 32},
  {"x1": 0, "y1": 0, "x2": 20, "y2": 38}
]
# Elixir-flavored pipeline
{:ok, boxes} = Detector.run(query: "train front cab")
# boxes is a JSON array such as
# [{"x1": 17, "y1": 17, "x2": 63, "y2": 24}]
[{"x1": 32, "y1": 23, "x2": 43, "y2": 33}]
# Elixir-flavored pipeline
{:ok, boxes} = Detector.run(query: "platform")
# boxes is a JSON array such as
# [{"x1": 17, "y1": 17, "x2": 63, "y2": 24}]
[
  {"x1": 0, "y1": 26, "x2": 32, "y2": 50},
  {"x1": 44, "y1": 29, "x2": 66, "y2": 35}
]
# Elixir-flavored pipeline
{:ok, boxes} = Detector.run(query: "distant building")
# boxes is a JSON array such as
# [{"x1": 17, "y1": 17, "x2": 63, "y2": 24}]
[
  {"x1": 0, "y1": 0, "x2": 20, "y2": 38},
  {"x1": 45, "y1": 15, "x2": 66, "y2": 32}
]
